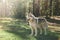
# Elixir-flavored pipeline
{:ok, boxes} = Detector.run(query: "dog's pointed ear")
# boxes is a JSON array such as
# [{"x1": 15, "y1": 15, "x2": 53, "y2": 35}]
[{"x1": 29, "y1": 12, "x2": 35, "y2": 18}]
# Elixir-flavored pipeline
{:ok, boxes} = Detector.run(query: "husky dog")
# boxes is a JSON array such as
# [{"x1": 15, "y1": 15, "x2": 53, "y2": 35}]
[{"x1": 26, "y1": 12, "x2": 48, "y2": 36}]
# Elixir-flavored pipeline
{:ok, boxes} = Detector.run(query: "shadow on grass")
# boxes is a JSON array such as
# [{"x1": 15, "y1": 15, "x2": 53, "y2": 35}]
[
  {"x1": 5, "y1": 28, "x2": 31, "y2": 39},
  {"x1": 35, "y1": 31, "x2": 58, "y2": 40},
  {"x1": 5, "y1": 28, "x2": 59, "y2": 40}
]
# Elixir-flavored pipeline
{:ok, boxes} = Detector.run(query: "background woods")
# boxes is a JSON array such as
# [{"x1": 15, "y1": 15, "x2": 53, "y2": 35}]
[
  {"x1": 0, "y1": 0, "x2": 60, "y2": 18},
  {"x1": 0, "y1": 0, "x2": 60, "y2": 40}
]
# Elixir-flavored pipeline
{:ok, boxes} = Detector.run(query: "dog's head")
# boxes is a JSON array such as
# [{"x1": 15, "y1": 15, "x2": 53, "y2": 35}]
[{"x1": 26, "y1": 12, "x2": 35, "y2": 22}]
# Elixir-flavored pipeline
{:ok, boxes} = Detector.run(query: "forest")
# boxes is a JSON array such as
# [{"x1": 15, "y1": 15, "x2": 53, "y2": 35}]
[{"x1": 0, "y1": 0, "x2": 60, "y2": 40}]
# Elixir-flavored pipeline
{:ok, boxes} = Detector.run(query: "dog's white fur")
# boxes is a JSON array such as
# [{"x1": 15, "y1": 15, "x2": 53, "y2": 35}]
[{"x1": 26, "y1": 12, "x2": 48, "y2": 36}]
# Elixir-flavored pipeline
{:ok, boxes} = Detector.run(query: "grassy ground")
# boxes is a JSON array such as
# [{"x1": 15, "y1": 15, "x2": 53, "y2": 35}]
[
  {"x1": 0, "y1": 18, "x2": 60, "y2": 40},
  {"x1": 0, "y1": 30, "x2": 23, "y2": 40}
]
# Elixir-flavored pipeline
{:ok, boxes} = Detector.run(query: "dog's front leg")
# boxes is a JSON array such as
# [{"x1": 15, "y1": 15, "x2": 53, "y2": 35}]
[
  {"x1": 34, "y1": 26, "x2": 37, "y2": 36},
  {"x1": 29, "y1": 26, "x2": 34, "y2": 36}
]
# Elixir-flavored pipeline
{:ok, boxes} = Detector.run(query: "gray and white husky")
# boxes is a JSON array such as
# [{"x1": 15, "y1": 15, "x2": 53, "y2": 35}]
[{"x1": 26, "y1": 12, "x2": 48, "y2": 36}]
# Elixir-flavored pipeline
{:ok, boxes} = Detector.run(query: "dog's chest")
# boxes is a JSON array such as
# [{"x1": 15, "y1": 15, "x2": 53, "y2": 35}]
[{"x1": 29, "y1": 20, "x2": 37, "y2": 27}]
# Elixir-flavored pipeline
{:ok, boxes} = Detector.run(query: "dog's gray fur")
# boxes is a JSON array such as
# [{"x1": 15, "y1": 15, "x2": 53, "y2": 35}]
[{"x1": 26, "y1": 12, "x2": 48, "y2": 36}]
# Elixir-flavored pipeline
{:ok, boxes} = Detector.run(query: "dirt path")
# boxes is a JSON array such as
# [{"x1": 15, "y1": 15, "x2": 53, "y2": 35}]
[
  {"x1": 50, "y1": 16, "x2": 60, "y2": 20},
  {"x1": 0, "y1": 25, "x2": 3, "y2": 30},
  {"x1": 48, "y1": 26, "x2": 60, "y2": 33}
]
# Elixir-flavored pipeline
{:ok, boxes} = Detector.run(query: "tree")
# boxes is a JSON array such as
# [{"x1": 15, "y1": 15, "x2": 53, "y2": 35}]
[{"x1": 33, "y1": 0, "x2": 40, "y2": 17}]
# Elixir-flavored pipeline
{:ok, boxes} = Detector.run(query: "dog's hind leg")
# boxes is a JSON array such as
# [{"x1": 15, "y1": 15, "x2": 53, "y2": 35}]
[
  {"x1": 39, "y1": 26, "x2": 42, "y2": 34},
  {"x1": 43, "y1": 22, "x2": 48, "y2": 35},
  {"x1": 35, "y1": 23, "x2": 42, "y2": 35}
]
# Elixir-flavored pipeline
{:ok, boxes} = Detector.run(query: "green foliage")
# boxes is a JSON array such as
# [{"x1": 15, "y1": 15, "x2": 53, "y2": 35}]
[{"x1": 13, "y1": 0, "x2": 31, "y2": 19}]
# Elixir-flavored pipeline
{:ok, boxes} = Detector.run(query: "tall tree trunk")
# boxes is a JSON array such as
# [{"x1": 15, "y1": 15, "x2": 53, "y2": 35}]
[
  {"x1": 49, "y1": 0, "x2": 52, "y2": 17},
  {"x1": 55, "y1": 0, "x2": 59, "y2": 16},
  {"x1": 33, "y1": 0, "x2": 40, "y2": 17}
]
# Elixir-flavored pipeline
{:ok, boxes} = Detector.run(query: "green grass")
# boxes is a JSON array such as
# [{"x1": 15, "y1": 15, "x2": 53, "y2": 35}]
[
  {"x1": 0, "y1": 19, "x2": 36, "y2": 40},
  {"x1": 0, "y1": 29, "x2": 37, "y2": 40},
  {"x1": 0, "y1": 29, "x2": 59, "y2": 40},
  {"x1": 0, "y1": 19, "x2": 60, "y2": 40},
  {"x1": 0, "y1": 30, "x2": 23, "y2": 40}
]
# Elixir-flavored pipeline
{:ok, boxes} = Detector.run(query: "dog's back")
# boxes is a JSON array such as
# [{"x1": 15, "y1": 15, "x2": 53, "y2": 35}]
[
  {"x1": 37, "y1": 18, "x2": 48, "y2": 27},
  {"x1": 26, "y1": 13, "x2": 48, "y2": 27}
]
